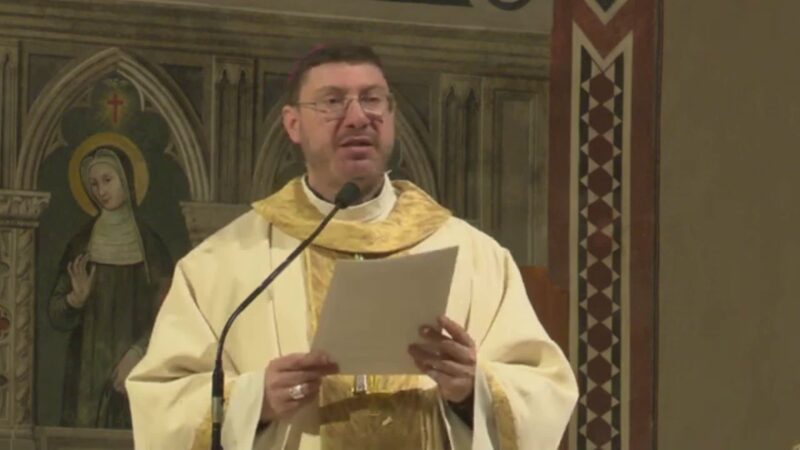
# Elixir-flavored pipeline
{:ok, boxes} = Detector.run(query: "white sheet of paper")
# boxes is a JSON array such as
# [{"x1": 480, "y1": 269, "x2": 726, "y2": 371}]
[{"x1": 311, "y1": 246, "x2": 458, "y2": 375}]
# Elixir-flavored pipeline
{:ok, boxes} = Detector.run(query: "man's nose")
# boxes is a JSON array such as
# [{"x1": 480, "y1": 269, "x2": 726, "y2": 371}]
[{"x1": 341, "y1": 98, "x2": 370, "y2": 128}]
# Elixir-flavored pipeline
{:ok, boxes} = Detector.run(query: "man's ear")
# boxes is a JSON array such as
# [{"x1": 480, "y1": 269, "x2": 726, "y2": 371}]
[{"x1": 282, "y1": 105, "x2": 301, "y2": 144}]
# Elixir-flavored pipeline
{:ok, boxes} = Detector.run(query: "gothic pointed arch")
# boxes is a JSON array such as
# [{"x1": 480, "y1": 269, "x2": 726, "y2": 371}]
[{"x1": 15, "y1": 47, "x2": 210, "y2": 201}]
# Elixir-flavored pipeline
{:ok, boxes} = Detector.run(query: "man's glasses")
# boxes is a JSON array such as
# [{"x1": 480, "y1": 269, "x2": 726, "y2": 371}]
[{"x1": 295, "y1": 93, "x2": 394, "y2": 120}]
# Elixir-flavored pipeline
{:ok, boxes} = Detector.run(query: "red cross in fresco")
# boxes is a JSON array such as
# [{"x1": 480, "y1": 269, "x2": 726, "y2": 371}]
[{"x1": 107, "y1": 92, "x2": 124, "y2": 124}]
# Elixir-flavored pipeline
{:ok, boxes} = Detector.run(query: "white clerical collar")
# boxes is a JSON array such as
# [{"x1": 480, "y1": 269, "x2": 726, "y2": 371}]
[{"x1": 302, "y1": 174, "x2": 397, "y2": 223}]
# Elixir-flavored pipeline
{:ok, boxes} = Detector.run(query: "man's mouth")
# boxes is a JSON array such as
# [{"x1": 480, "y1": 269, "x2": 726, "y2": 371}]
[
  {"x1": 339, "y1": 136, "x2": 375, "y2": 148},
  {"x1": 338, "y1": 137, "x2": 376, "y2": 162}
]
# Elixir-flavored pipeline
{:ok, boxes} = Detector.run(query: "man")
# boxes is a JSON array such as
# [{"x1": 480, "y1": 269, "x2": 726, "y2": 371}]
[{"x1": 127, "y1": 44, "x2": 578, "y2": 450}]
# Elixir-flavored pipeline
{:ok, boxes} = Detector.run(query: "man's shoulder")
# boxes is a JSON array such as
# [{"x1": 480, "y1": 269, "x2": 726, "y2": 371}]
[
  {"x1": 432, "y1": 217, "x2": 513, "y2": 280},
  {"x1": 439, "y1": 216, "x2": 505, "y2": 252},
  {"x1": 180, "y1": 210, "x2": 270, "y2": 266}
]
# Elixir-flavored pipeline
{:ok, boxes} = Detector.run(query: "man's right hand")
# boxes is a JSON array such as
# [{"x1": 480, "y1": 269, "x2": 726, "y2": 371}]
[{"x1": 261, "y1": 350, "x2": 339, "y2": 422}]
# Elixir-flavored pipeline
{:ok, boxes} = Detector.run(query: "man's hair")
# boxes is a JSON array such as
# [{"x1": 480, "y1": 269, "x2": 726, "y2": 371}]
[{"x1": 285, "y1": 43, "x2": 385, "y2": 104}]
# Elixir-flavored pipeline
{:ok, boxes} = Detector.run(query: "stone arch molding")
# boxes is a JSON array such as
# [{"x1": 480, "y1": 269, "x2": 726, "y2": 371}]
[
  {"x1": 252, "y1": 92, "x2": 437, "y2": 199},
  {"x1": 15, "y1": 47, "x2": 210, "y2": 201}
]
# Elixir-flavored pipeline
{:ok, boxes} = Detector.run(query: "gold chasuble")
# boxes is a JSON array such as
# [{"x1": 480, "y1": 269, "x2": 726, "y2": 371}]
[{"x1": 252, "y1": 178, "x2": 451, "y2": 450}]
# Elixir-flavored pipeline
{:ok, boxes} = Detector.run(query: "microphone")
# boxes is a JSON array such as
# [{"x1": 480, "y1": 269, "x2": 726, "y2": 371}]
[
  {"x1": 334, "y1": 181, "x2": 361, "y2": 209},
  {"x1": 211, "y1": 181, "x2": 361, "y2": 450}
]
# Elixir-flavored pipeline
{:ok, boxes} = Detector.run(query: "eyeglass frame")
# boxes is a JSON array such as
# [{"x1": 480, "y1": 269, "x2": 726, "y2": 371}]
[{"x1": 292, "y1": 91, "x2": 395, "y2": 120}]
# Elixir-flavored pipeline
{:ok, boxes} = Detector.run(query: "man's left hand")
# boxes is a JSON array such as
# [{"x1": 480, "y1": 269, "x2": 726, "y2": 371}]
[{"x1": 408, "y1": 315, "x2": 476, "y2": 403}]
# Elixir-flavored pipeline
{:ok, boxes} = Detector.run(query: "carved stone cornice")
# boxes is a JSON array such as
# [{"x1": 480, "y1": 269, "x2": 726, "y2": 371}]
[
  {"x1": 0, "y1": 190, "x2": 50, "y2": 228},
  {"x1": 213, "y1": 57, "x2": 254, "y2": 87},
  {"x1": 0, "y1": 1, "x2": 549, "y2": 79}
]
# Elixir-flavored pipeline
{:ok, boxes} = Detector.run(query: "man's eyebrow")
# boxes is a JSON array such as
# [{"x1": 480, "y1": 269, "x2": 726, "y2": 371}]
[
  {"x1": 360, "y1": 84, "x2": 389, "y2": 93},
  {"x1": 311, "y1": 86, "x2": 346, "y2": 96},
  {"x1": 310, "y1": 84, "x2": 388, "y2": 96}
]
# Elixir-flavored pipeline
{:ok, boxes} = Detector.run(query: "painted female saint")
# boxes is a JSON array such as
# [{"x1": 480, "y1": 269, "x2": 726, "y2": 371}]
[{"x1": 48, "y1": 143, "x2": 173, "y2": 428}]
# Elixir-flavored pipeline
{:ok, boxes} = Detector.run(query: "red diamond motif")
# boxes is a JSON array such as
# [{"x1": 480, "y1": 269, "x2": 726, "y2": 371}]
[
  {"x1": 588, "y1": 323, "x2": 613, "y2": 352},
  {"x1": 587, "y1": 355, "x2": 612, "y2": 384},
  {"x1": 586, "y1": 386, "x2": 613, "y2": 415},
  {"x1": 587, "y1": 200, "x2": 614, "y2": 230},
  {"x1": 589, "y1": 74, "x2": 615, "y2": 103},
  {"x1": 587, "y1": 417, "x2": 613, "y2": 446},
  {"x1": 588, "y1": 169, "x2": 613, "y2": 196},
  {"x1": 587, "y1": 262, "x2": 612, "y2": 288},
  {"x1": 588, "y1": 106, "x2": 614, "y2": 134},
  {"x1": 587, "y1": 292, "x2": 613, "y2": 321},
  {"x1": 588, "y1": 136, "x2": 614, "y2": 165},
  {"x1": 587, "y1": 231, "x2": 613, "y2": 259}
]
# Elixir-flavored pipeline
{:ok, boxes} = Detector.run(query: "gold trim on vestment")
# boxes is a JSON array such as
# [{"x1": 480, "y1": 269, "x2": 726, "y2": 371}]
[
  {"x1": 251, "y1": 177, "x2": 451, "y2": 254},
  {"x1": 483, "y1": 365, "x2": 519, "y2": 450}
]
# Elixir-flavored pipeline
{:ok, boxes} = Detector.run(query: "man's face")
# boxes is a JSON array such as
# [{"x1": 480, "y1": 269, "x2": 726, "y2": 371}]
[{"x1": 282, "y1": 62, "x2": 395, "y2": 193}]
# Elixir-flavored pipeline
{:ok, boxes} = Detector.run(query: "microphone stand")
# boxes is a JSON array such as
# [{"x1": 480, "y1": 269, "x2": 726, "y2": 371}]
[{"x1": 210, "y1": 182, "x2": 360, "y2": 450}]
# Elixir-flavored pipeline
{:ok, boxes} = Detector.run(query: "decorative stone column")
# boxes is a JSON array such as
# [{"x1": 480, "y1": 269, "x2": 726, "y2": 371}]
[
  {"x1": 0, "y1": 41, "x2": 19, "y2": 188},
  {"x1": 0, "y1": 190, "x2": 50, "y2": 449},
  {"x1": 439, "y1": 75, "x2": 481, "y2": 225},
  {"x1": 550, "y1": 1, "x2": 660, "y2": 448},
  {"x1": 211, "y1": 57, "x2": 256, "y2": 204}
]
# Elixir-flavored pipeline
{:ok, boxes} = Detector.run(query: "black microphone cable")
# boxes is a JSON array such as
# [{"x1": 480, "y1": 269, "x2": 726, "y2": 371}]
[{"x1": 210, "y1": 182, "x2": 361, "y2": 450}]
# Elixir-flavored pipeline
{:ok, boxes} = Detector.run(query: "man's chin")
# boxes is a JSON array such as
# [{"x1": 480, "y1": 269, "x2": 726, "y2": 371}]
[{"x1": 338, "y1": 161, "x2": 384, "y2": 182}]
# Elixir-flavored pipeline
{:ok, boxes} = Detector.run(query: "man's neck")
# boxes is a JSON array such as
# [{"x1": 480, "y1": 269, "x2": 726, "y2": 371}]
[{"x1": 306, "y1": 175, "x2": 384, "y2": 205}]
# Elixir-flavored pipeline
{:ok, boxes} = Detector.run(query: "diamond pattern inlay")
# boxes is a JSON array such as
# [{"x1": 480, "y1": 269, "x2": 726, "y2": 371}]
[
  {"x1": 586, "y1": 386, "x2": 613, "y2": 413},
  {"x1": 587, "y1": 324, "x2": 613, "y2": 352},
  {"x1": 587, "y1": 293, "x2": 614, "y2": 320},
  {"x1": 586, "y1": 416, "x2": 612, "y2": 446},
  {"x1": 588, "y1": 106, "x2": 614, "y2": 133},
  {"x1": 586, "y1": 355, "x2": 612, "y2": 384},
  {"x1": 587, "y1": 232, "x2": 613, "y2": 259},
  {"x1": 589, "y1": 73, "x2": 615, "y2": 103},
  {"x1": 587, "y1": 261, "x2": 613, "y2": 288},
  {"x1": 587, "y1": 200, "x2": 614, "y2": 229},
  {"x1": 588, "y1": 169, "x2": 613, "y2": 196},
  {"x1": 588, "y1": 136, "x2": 614, "y2": 164},
  {"x1": 575, "y1": 40, "x2": 628, "y2": 450}
]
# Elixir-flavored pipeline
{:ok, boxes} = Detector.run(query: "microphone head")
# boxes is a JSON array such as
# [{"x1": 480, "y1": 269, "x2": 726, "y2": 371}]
[{"x1": 334, "y1": 182, "x2": 361, "y2": 208}]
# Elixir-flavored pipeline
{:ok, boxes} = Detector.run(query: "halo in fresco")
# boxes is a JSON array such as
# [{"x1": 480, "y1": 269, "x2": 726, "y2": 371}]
[{"x1": 68, "y1": 132, "x2": 150, "y2": 216}]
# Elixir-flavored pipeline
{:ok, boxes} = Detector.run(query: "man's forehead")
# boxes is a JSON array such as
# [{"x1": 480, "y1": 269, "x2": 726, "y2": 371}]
[{"x1": 300, "y1": 62, "x2": 388, "y2": 94}]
